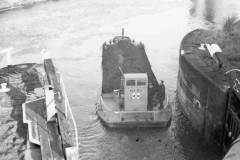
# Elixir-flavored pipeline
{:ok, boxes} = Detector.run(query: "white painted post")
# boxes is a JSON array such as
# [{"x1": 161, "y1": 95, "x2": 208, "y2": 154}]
[
  {"x1": 120, "y1": 112, "x2": 122, "y2": 121},
  {"x1": 44, "y1": 85, "x2": 57, "y2": 122},
  {"x1": 65, "y1": 147, "x2": 79, "y2": 160},
  {"x1": 41, "y1": 48, "x2": 51, "y2": 60}
]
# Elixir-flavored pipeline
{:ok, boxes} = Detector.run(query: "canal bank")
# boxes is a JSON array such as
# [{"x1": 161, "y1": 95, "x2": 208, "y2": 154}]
[
  {"x1": 177, "y1": 17, "x2": 240, "y2": 159},
  {"x1": 0, "y1": 0, "x2": 239, "y2": 159}
]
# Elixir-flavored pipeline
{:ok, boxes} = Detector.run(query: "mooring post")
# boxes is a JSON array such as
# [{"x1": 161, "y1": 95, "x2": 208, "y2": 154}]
[
  {"x1": 153, "y1": 111, "x2": 156, "y2": 121},
  {"x1": 122, "y1": 28, "x2": 124, "y2": 39}
]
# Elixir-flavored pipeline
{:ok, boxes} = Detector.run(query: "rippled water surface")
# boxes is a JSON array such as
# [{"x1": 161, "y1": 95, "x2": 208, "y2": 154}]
[{"x1": 1, "y1": 0, "x2": 240, "y2": 159}]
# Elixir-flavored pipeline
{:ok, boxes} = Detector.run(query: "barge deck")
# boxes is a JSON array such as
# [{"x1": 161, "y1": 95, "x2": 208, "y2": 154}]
[
  {"x1": 0, "y1": 53, "x2": 78, "y2": 159},
  {"x1": 97, "y1": 30, "x2": 172, "y2": 128}
]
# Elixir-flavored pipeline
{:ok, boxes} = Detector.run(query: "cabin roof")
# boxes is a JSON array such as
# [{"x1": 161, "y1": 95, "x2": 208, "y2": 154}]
[{"x1": 124, "y1": 73, "x2": 148, "y2": 79}]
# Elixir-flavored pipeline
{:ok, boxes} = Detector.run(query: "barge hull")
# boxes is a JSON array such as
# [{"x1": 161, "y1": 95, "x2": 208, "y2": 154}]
[
  {"x1": 99, "y1": 32, "x2": 172, "y2": 128},
  {"x1": 177, "y1": 52, "x2": 227, "y2": 142},
  {"x1": 96, "y1": 110, "x2": 171, "y2": 128}
]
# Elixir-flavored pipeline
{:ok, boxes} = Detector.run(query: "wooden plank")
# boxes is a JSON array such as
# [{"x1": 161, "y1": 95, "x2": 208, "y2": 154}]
[
  {"x1": 57, "y1": 113, "x2": 73, "y2": 148},
  {"x1": 24, "y1": 99, "x2": 53, "y2": 159},
  {"x1": 24, "y1": 98, "x2": 65, "y2": 160},
  {"x1": 44, "y1": 59, "x2": 65, "y2": 113},
  {"x1": 44, "y1": 59, "x2": 73, "y2": 148},
  {"x1": 47, "y1": 122, "x2": 65, "y2": 160},
  {"x1": 39, "y1": 125, "x2": 53, "y2": 160},
  {"x1": 28, "y1": 120, "x2": 40, "y2": 145},
  {"x1": 24, "y1": 99, "x2": 45, "y2": 127}
]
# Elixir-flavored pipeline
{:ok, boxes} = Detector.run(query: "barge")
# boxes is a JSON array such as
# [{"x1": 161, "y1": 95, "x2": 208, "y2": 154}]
[
  {"x1": 96, "y1": 29, "x2": 172, "y2": 128},
  {"x1": 177, "y1": 28, "x2": 240, "y2": 154},
  {"x1": 0, "y1": 50, "x2": 78, "y2": 159}
]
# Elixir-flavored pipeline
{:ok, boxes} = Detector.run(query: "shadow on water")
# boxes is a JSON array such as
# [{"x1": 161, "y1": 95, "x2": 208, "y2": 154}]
[
  {"x1": 97, "y1": 126, "x2": 172, "y2": 160},
  {"x1": 90, "y1": 94, "x2": 222, "y2": 160},
  {"x1": 174, "y1": 99, "x2": 221, "y2": 160},
  {"x1": 103, "y1": 126, "x2": 169, "y2": 135}
]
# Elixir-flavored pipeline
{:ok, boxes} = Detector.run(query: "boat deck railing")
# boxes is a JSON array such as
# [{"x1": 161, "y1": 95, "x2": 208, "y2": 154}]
[
  {"x1": 99, "y1": 94, "x2": 170, "y2": 121},
  {"x1": 223, "y1": 135, "x2": 240, "y2": 160},
  {"x1": 59, "y1": 74, "x2": 79, "y2": 154}
]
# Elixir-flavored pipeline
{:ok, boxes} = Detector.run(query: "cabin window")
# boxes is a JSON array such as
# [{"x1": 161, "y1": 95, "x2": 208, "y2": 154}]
[
  {"x1": 126, "y1": 80, "x2": 136, "y2": 86},
  {"x1": 137, "y1": 80, "x2": 146, "y2": 86}
]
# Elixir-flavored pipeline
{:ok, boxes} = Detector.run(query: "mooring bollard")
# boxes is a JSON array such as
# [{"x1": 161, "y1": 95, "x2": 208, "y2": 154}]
[{"x1": 0, "y1": 83, "x2": 10, "y2": 93}]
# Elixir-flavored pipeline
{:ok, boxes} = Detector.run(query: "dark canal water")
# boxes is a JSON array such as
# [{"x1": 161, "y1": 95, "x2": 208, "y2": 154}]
[{"x1": 0, "y1": 0, "x2": 240, "y2": 159}]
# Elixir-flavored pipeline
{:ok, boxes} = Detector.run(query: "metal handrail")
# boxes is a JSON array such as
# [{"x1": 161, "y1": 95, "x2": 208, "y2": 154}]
[
  {"x1": 99, "y1": 96, "x2": 113, "y2": 112},
  {"x1": 225, "y1": 69, "x2": 240, "y2": 74},
  {"x1": 99, "y1": 93, "x2": 170, "y2": 121},
  {"x1": 114, "y1": 109, "x2": 167, "y2": 114},
  {"x1": 99, "y1": 94, "x2": 169, "y2": 114}
]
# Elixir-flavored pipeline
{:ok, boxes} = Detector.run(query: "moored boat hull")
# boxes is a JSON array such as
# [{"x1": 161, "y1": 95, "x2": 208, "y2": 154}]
[
  {"x1": 99, "y1": 30, "x2": 172, "y2": 128},
  {"x1": 176, "y1": 55, "x2": 227, "y2": 142},
  {"x1": 96, "y1": 98, "x2": 172, "y2": 128}
]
